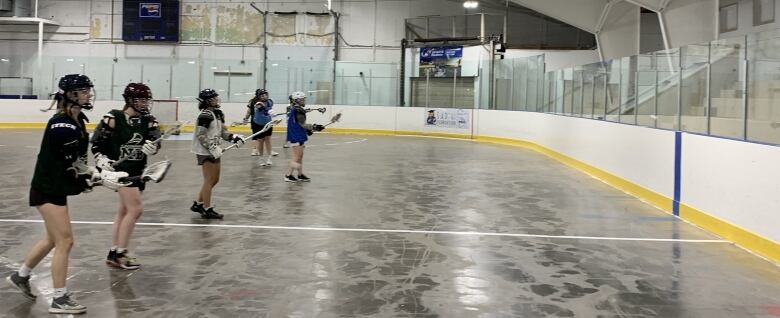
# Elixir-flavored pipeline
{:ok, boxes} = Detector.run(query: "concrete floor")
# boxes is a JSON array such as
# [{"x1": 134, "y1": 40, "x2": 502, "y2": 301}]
[{"x1": 0, "y1": 129, "x2": 778, "y2": 317}]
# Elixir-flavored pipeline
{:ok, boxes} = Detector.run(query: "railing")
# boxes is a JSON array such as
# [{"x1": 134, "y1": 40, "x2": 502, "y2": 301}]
[{"x1": 525, "y1": 29, "x2": 780, "y2": 145}]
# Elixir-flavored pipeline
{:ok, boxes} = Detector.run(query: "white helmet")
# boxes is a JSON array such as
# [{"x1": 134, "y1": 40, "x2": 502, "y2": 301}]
[{"x1": 291, "y1": 91, "x2": 306, "y2": 101}]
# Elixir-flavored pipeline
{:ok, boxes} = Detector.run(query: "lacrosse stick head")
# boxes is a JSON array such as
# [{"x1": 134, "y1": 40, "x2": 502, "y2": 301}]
[
  {"x1": 317, "y1": 107, "x2": 327, "y2": 114},
  {"x1": 141, "y1": 159, "x2": 172, "y2": 183},
  {"x1": 329, "y1": 112, "x2": 342, "y2": 124}
]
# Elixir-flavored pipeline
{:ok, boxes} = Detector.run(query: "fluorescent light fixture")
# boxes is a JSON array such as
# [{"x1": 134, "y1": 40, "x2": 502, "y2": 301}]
[
  {"x1": 187, "y1": 61, "x2": 196, "y2": 64},
  {"x1": 66, "y1": 58, "x2": 74, "y2": 62},
  {"x1": 210, "y1": 66, "x2": 218, "y2": 70},
  {"x1": 272, "y1": 63, "x2": 279, "y2": 66},
  {"x1": 0, "y1": 58, "x2": 8, "y2": 62},
  {"x1": 463, "y1": 1, "x2": 478, "y2": 8}
]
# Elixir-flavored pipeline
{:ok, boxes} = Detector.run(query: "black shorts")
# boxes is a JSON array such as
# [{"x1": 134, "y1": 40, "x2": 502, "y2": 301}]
[
  {"x1": 126, "y1": 178, "x2": 146, "y2": 192},
  {"x1": 196, "y1": 154, "x2": 221, "y2": 166},
  {"x1": 29, "y1": 187, "x2": 67, "y2": 207},
  {"x1": 251, "y1": 122, "x2": 273, "y2": 139}
]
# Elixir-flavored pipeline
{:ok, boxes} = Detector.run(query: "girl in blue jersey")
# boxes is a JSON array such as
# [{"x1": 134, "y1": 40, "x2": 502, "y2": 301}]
[{"x1": 285, "y1": 91, "x2": 324, "y2": 182}]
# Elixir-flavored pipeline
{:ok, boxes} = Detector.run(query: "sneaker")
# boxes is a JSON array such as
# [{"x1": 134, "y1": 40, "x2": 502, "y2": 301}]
[
  {"x1": 50, "y1": 293, "x2": 87, "y2": 314},
  {"x1": 259, "y1": 161, "x2": 269, "y2": 167},
  {"x1": 271, "y1": 151, "x2": 279, "y2": 156},
  {"x1": 190, "y1": 201, "x2": 205, "y2": 215},
  {"x1": 284, "y1": 175, "x2": 298, "y2": 182},
  {"x1": 282, "y1": 143, "x2": 290, "y2": 148},
  {"x1": 265, "y1": 158, "x2": 273, "y2": 166},
  {"x1": 105, "y1": 249, "x2": 117, "y2": 265},
  {"x1": 6, "y1": 272, "x2": 36, "y2": 300},
  {"x1": 107, "y1": 251, "x2": 141, "y2": 270},
  {"x1": 251, "y1": 150, "x2": 260, "y2": 156},
  {"x1": 297, "y1": 174, "x2": 311, "y2": 182},
  {"x1": 202, "y1": 207, "x2": 224, "y2": 220}
]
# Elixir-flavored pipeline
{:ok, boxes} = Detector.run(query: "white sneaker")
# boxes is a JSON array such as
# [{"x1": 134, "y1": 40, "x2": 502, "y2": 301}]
[
  {"x1": 271, "y1": 151, "x2": 279, "y2": 156},
  {"x1": 282, "y1": 143, "x2": 290, "y2": 148},
  {"x1": 265, "y1": 159, "x2": 273, "y2": 166},
  {"x1": 259, "y1": 161, "x2": 269, "y2": 167},
  {"x1": 251, "y1": 150, "x2": 260, "y2": 156}
]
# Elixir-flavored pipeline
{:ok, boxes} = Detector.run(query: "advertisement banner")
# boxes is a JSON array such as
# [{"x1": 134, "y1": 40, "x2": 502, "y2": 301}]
[
  {"x1": 419, "y1": 46, "x2": 463, "y2": 77},
  {"x1": 424, "y1": 108, "x2": 470, "y2": 130}
]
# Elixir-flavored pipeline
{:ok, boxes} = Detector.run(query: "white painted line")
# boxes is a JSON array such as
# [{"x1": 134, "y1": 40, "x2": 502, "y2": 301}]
[{"x1": 0, "y1": 219, "x2": 728, "y2": 243}]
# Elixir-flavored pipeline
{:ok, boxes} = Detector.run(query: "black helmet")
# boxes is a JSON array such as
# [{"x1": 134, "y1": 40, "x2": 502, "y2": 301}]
[
  {"x1": 57, "y1": 74, "x2": 94, "y2": 109},
  {"x1": 198, "y1": 88, "x2": 219, "y2": 109},
  {"x1": 255, "y1": 88, "x2": 268, "y2": 97},
  {"x1": 58, "y1": 74, "x2": 93, "y2": 92},
  {"x1": 198, "y1": 88, "x2": 219, "y2": 101}
]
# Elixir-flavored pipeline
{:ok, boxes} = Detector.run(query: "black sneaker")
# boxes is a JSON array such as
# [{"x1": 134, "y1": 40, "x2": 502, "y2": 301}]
[
  {"x1": 284, "y1": 175, "x2": 298, "y2": 182},
  {"x1": 297, "y1": 174, "x2": 311, "y2": 182},
  {"x1": 6, "y1": 272, "x2": 35, "y2": 300},
  {"x1": 107, "y1": 251, "x2": 141, "y2": 270},
  {"x1": 201, "y1": 207, "x2": 224, "y2": 219},
  {"x1": 190, "y1": 201, "x2": 205, "y2": 214},
  {"x1": 50, "y1": 293, "x2": 87, "y2": 314},
  {"x1": 106, "y1": 249, "x2": 117, "y2": 265}
]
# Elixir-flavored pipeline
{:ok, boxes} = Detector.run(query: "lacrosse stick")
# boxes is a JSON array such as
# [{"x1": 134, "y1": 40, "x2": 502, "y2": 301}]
[
  {"x1": 118, "y1": 159, "x2": 172, "y2": 184},
  {"x1": 305, "y1": 107, "x2": 326, "y2": 114},
  {"x1": 230, "y1": 119, "x2": 250, "y2": 127},
  {"x1": 322, "y1": 112, "x2": 343, "y2": 128},
  {"x1": 40, "y1": 99, "x2": 57, "y2": 112},
  {"x1": 223, "y1": 118, "x2": 282, "y2": 152},
  {"x1": 112, "y1": 121, "x2": 186, "y2": 167}
]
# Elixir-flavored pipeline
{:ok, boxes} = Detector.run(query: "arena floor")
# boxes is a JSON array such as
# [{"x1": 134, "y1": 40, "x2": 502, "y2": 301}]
[{"x1": 0, "y1": 130, "x2": 778, "y2": 317}]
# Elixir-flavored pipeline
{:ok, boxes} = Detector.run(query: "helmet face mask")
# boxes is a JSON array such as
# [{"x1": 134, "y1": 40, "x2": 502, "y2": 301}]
[
  {"x1": 129, "y1": 97, "x2": 153, "y2": 114},
  {"x1": 58, "y1": 74, "x2": 95, "y2": 110},
  {"x1": 290, "y1": 91, "x2": 306, "y2": 105},
  {"x1": 123, "y1": 83, "x2": 153, "y2": 115},
  {"x1": 198, "y1": 88, "x2": 220, "y2": 109},
  {"x1": 207, "y1": 96, "x2": 220, "y2": 107}
]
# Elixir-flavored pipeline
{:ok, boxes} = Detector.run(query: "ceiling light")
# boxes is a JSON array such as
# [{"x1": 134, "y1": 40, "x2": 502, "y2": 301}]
[
  {"x1": 0, "y1": 58, "x2": 8, "y2": 62},
  {"x1": 463, "y1": 1, "x2": 478, "y2": 8}
]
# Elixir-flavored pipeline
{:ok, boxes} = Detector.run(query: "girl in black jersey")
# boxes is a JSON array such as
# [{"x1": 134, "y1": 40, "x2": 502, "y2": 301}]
[{"x1": 6, "y1": 74, "x2": 129, "y2": 315}]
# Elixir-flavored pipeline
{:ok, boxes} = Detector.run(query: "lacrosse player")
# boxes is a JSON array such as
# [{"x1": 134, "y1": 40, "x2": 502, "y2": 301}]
[
  {"x1": 190, "y1": 89, "x2": 244, "y2": 219},
  {"x1": 7, "y1": 74, "x2": 130, "y2": 314},
  {"x1": 285, "y1": 91, "x2": 325, "y2": 182},
  {"x1": 90, "y1": 82, "x2": 161, "y2": 270},
  {"x1": 243, "y1": 89, "x2": 277, "y2": 164}
]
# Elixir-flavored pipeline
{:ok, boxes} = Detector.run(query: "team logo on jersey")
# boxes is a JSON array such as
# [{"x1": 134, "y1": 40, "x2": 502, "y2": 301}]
[
  {"x1": 50, "y1": 123, "x2": 76, "y2": 130},
  {"x1": 119, "y1": 133, "x2": 144, "y2": 161},
  {"x1": 127, "y1": 133, "x2": 143, "y2": 145}
]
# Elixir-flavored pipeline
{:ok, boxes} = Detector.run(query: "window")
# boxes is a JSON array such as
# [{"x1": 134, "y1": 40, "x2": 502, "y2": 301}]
[
  {"x1": 754, "y1": 0, "x2": 775, "y2": 26},
  {"x1": 720, "y1": 4, "x2": 739, "y2": 33}
]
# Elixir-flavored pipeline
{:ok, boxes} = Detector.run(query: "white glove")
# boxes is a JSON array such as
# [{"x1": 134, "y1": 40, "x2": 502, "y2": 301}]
[
  {"x1": 208, "y1": 144, "x2": 224, "y2": 159},
  {"x1": 142, "y1": 140, "x2": 158, "y2": 156},
  {"x1": 98, "y1": 170, "x2": 131, "y2": 191},
  {"x1": 95, "y1": 154, "x2": 115, "y2": 171},
  {"x1": 68, "y1": 158, "x2": 98, "y2": 177}
]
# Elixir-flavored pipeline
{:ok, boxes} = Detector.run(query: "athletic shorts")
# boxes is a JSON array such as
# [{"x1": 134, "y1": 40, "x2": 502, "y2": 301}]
[
  {"x1": 29, "y1": 187, "x2": 67, "y2": 207},
  {"x1": 121, "y1": 169, "x2": 146, "y2": 192},
  {"x1": 196, "y1": 154, "x2": 221, "y2": 166},
  {"x1": 251, "y1": 122, "x2": 273, "y2": 139},
  {"x1": 289, "y1": 141, "x2": 305, "y2": 147},
  {"x1": 126, "y1": 178, "x2": 146, "y2": 192}
]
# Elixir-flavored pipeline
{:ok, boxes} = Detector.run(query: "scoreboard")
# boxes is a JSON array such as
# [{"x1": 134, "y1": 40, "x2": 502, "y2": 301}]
[{"x1": 122, "y1": 0, "x2": 180, "y2": 42}]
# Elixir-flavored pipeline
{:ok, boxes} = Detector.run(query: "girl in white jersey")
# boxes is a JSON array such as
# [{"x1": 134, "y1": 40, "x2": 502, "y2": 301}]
[{"x1": 190, "y1": 89, "x2": 244, "y2": 219}]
